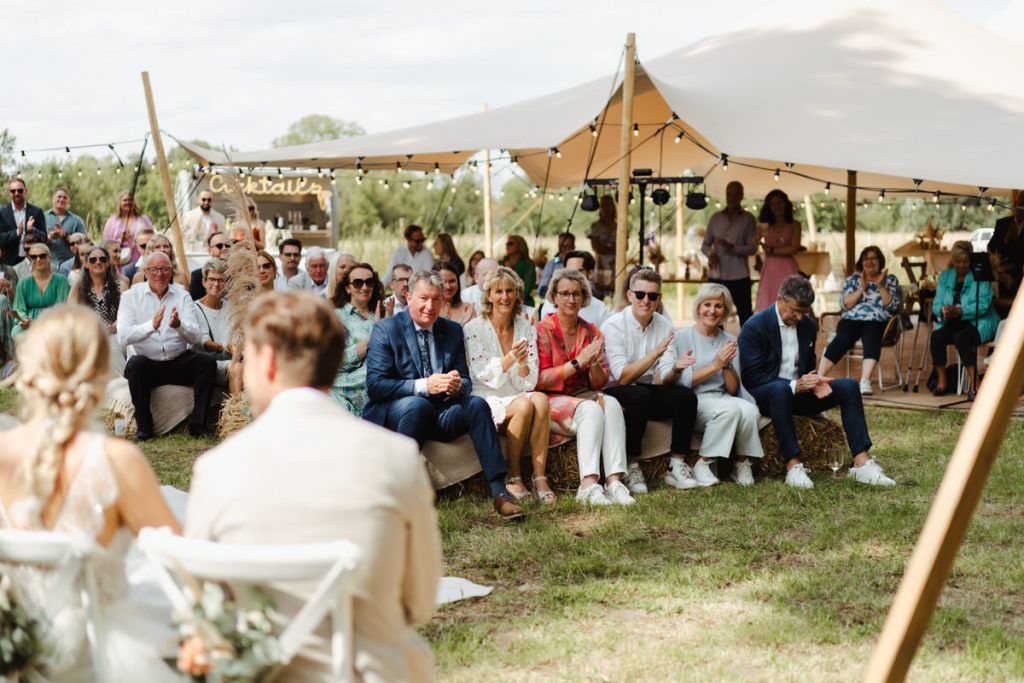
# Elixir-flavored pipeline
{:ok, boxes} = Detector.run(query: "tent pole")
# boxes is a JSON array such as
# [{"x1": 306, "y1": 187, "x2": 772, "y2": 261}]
[
  {"x1": 482, "y1": 103, "x2": 495, "y2": 258},
  {"x1": 675, "y1": 183, "x2": 685, "y2": 321},
  {"x1": 863, "y1": 287, "x2": 1024, "y2": 682},
  {"x1": 804, "y1": 194, "x2": 816, "y2": 246},
  {"x1": 614, "y1": 32, "x2": 637, "y2": 309},
  {"x1": 141, "y1": 71, "x2": 189, "y2": 282},
  {"x1": 845, "y1": 170, "x2": 857, "y2": 274}
]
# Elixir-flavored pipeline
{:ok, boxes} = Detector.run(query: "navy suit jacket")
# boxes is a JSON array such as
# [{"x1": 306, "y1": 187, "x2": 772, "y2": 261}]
[
  {"x1": 363, "y1": 311, "x2": 472, "y2": 424},
  {"x1": 0, "y1": 203, "x2": 47, "y2": 266},
  {"x1": 738, "y1": 304, "x2": 817, "y2": 393}
]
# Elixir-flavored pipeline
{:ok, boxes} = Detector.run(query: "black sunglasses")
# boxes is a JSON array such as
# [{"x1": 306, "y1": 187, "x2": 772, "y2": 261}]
[
  {"x1": 88, "y1": 256, "x2": 109, "y2": 264},
  {"x1": 631, "y1": 290, "x2": 661, "y2": 302},
  {"x1": 9, "y1": 188, "x2": 24, "y2": 194},
  {"x1": 211, "y1": 242, "x2": 229, "y2": 250},
  {"x1": 349, "y1": 278, "x2": 373, "y2": 290},
  {"x1": 28, "y1": 253, "x2": 48, "y2": 261},
  {"x1": 410, "y1": 237, "x2": 425, "y2": 244},
  {"x1": 258, "y1": 262, "x2": 275, "y2": 271}
]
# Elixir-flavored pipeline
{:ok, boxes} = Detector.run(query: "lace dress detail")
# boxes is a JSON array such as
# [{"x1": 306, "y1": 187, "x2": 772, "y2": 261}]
[{"x1": 464, "y1": 315, "x2": 538, "y2": 425}]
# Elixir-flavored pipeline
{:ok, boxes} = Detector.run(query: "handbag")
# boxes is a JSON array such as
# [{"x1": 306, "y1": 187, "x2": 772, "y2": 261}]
[{"x1": 195, "y1": 305, "x2": 232, "y2": 361}]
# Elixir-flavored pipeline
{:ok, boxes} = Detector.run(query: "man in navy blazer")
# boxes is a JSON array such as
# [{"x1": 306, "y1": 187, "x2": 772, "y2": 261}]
[
  {"x1": 0, "y1": 178, "x2": 47, "y2": 267},
  {"x1": 738, "y1": 275, "x2": 895, "y2": 488},
  {"x1": 364, "y1": 270, "x2": 524, "y2": 519}
]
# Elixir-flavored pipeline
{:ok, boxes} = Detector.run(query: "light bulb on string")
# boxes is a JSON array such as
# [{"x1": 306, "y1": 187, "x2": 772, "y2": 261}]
[
  {"x1": 36, "y1": 170, "x2": 42, "y2": 179},
  {"x1": 932, "y1": 191, "x2": 940, "y2": 203},
  {"x1": 433, "y1": 162, "x2": 440, "y2": 174},
  {"x1": 773, "y1": 169, "x2": 780, "y2": 182},
  {"x1": 403, "y1": 180, "x2": 411, "y2": 189},
  {"x1": 632, "y1": 123, "x2": 639, "y2": 137},
  {"x1": 878, "y1": 189, "x2": 885, "y2": 202},
  {"x1": 378, "y1": 177, "x2": 385, "y2": 185},
  {"x1": 961, "y1": 204, "x2": 966, "y2": 211},
  {"x1": 674, "y1": 131, "x2": 683, "y2": 143},
  {"x1": 721, "y1": 154, "x2": 728, "y2": 171},
  {"x1": 395, "y1": 161, "x2": 402, "y2": 173},
  {"x1": 824, "y1": 182, "x2": 831, "y2": 195},
  {"x1": 988, "y1": 199, "x2": 996, "y2": 212},
  {"x1": 383, "y1": 180, "x2": 389, "y2": 191},
  {"x1": 277, "y1": 168, "x2": 283, "y2": 179},
  {"x1": 317, "y1": 167, "x2": 323, "y2": 178},
  {"x1": 451, "y1": 186, "x2": 457, "y2": 194},
  {"x1": 475, "y1": 188, "x2": 481, "y2": 196},
  {"x1": 590, "y1": 123, "x2": 598, "y2": 137},
  {"x1": 77, "y1": 168, "x2": 82, "y2": 177},
  {"x1": 355, "y1": 175, "x2": 362, "y2": 185},
  {"x1": 715, "y1": 201, "x2": 722, "y2": 209}
]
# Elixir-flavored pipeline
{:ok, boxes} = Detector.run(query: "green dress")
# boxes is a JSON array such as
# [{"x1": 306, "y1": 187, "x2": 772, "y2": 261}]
[
  {"x1": 12, "y1": 273, "x2": 70, "y2": 336},
  {"x1": 330, "y1": 303, "x2": 375, "y2": 416},
  {"x1": 511, "y1": 257, "x2": 537, "y2": 307}
]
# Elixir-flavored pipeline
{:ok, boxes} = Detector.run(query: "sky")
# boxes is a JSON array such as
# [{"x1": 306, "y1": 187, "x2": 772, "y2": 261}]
[{"x1": 8, "y1": 0, "x2": 1015, "y2": 163}]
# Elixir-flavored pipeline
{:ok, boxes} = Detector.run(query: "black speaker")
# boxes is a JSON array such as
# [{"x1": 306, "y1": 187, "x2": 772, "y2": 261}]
[{"x1": 685, "y1": 192, "x2": 708, "y2": 210}]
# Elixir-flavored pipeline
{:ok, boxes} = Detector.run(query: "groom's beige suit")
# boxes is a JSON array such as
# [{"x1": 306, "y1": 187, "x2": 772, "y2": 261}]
[{"x1": 185, "y1": 387, "x2": 442, "y2": 683}]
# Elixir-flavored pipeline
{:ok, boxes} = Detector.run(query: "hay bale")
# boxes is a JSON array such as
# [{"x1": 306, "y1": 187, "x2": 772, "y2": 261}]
[
  {"x1": 758, "y1": 415, "x2": 848, "y2": 475},
  {"x1": 217, "y1": 392, "x2": 252, "y2": 439}
]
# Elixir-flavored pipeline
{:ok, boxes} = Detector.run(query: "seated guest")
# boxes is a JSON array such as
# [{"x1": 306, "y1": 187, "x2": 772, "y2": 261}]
[
  {"x1": 245, "y1": 199, "x2": 269, "y2": 251},
  {"x1": 256, "y1": 249, "x2": 279, "y2": 295},
  {"x1": 462, "y1": 249, "x2": 485, "y2": 290},
  {"x1": 601, "y1": 268, "x2": 699, "y2": 491},
  {"x1": 818, "y1": 246, "x2": 901, "y2": 395},
  {"x1": 186, "y1": 291, "x2": 442, "y2": 683},
  {"x1": 930, "y1": 240, "x2": 999, "y2": 400},
  {"x1": 364, "y1": 271, "x2": 524, "y2": 520},
  {"x1": 189, "y1": 232, "x2": 231, "y2": 300},
  {"x1": 464, "y1": 267, "x2": 555, "y2": 503},
  {"x1": 274, "y1": 237, "x2": 303, "y2": 290},
  {"x1": 739, "y1": 275, "x2": 895, "y2": 488},
  {"x1": 539, "y1": 250, "x2": 608, "y2": 327},
  {"x1": 988, "y1": 192, "x2": 1024, "y2": 300},
  {"x1": 58, "y1": 232, "x2": 91, "y2": 276},
  {"x1": 462, "y1": 257, "x2": 498, "y2": 313},
  {"x1": 116, "y1": 251, "x2": 216, "y2": 440},
  {"x1": 662, "y1": 283, "x2": 764, "y2": 486},
  {"x1": 121, "y1": 226, "x2": 154, "y2": 282},
  {"x1": 535, "y1": 268, "x2": 634, "y2": 506},
  {"x1": 13, "y1": 243, "x2": 70, "y2": 336},
  {"x1": 13, "y1": 231, "x2": 44, "y2": 281},
  {"x1": 0, "y1": 243, "x2": 16, "y2": 363},
  {"x1": 503, "y1": 234, "x2": 536, "y2": 307},
  {"x1": 433, "y1": 260, "x2": 476, "y2": 324},
  {"x1": 383, "y1": 223, "x2": 434, "y2": 288},
  {"x1": 70, "y1": 244, "x2": 125, "y2": 376},
  {"x1": 195, "y1": 258, "x2": 232, "y2": 385},
  {"x1": 383, "y1": 263, "x2": 412, "y2": 316},
  {"x1": 538, "y1": 232, "x2": 576, "y2": 299},
  {"x1": 102, "y1": 240, "x2": 132, "y2": 291},
  {"x1": 432, "y1": 233, "x2": 465, "y2": 277},
  {"x1": 287, "y1": 246, "x2": 328, "y2": 297},
  {"x1": 326, "y1": 251, "x2": 357, "y2": 300},
  {"x1": 132, "y1": 234, "x2": 188, "y2": 287},
  {"x1": 330, "y1": 263, "x2": 383, "y2": 416}
]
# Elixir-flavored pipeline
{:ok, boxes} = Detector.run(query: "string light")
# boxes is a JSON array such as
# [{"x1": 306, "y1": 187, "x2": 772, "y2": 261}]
[
  {"x1": 674, "y1": 131, "x2": 684, "y2": 143},
  {"x1": 451, "y1": 186, "x2": 457, "y2": 194},
  {"x1": 395, "y1": 161, "x2": 402, "y2": 173},
  {"x1": 632, "y1": 123, "x2": 639, "y2": 137},
  {"x1": 932, "y1": 191, "x2": 940, "y2": 203},
  {"x1": 378, "y1": 177, "x2": 385, "y2": 185},
  {"x1": 824, "y1": 182, "x2": 831, "y2": 195},
  {"x1": 878, "y1": 189, "x2": 885, "y2": 202},
  {"x1": 961, "y1": 204, "x2": 967, "y2": 211},
  {"x1": 277, "y1": 168, "x2": 283, "y2": 179},
  {"x1": 355, "y1": 175, "x2": 363, "y2": 185},
  {"x1": 317, "y1": 167, "x2": 323, "y2": 178},
  {"x1": 590, "y1": 123, "x2": 598, "y2": 137},
  {"x1": 383, "y1": 180, "x2": 389, "y2": 191},
  {"x1": 403, "y1": 180, "x2": 411, "y2": 189},
  {"x1": 721, "y1": 154, "x2": 728, "y2": 171},
  {"x1": 433, "y1": 162, "x2": 440, "y2": 174}
]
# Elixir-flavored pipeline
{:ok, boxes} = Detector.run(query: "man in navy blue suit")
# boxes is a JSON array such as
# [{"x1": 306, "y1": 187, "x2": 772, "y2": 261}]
[
  {"x1": 0, "y1": 178, "x2": 47, "y2": 267},
  {"x1": 738, "y1": 275, "x2": 895, "y2": 489},
  {"x1": 364, "y1": 271, "x2": 524, "y2": 519}
]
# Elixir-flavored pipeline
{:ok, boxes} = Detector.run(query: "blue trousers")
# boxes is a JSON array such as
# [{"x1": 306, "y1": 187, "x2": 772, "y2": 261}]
[
  {"x1": 748, "y1": 378, "x2": 872, "y2": 462},
  {"x1": 377, "y1": 395, "x2": 508, "y2": 497}
]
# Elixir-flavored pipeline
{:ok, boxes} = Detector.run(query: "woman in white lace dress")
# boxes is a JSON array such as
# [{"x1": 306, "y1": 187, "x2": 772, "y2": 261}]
[
  {"x1": 0, "y1": 305, "x2": 182, "y2": 682},
  {"x1": 463, "y1": 267, "x2": 555, "y2": 503}
]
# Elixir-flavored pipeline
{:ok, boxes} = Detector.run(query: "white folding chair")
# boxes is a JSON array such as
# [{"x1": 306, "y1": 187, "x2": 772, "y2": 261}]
[
  {"x1": 138, "y1": 528, "x2": 362, "y2": 683},
  {"x1": 0, "y1": 529, "x2": 110, "y2": 683}
]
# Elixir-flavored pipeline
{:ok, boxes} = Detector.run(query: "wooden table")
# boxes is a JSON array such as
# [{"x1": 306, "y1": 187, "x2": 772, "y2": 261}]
[
  {"x1": 892, "y1": 241, "x2": 950, "y2": 284},
  {"x1": 794, "y1": 251, "x2": 832, "y2": 278}
]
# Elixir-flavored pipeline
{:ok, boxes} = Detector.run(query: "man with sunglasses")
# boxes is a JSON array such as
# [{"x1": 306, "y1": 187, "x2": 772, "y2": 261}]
[
  {"x1": 274, "y1": 238, "x2": 303, "y2": 291},
  {"x1": 189, "y1": 232, "x2": 231, "y2": 300},
  {"x1": 0, "y1": 178, "x2": 47, "y2": 267},
  {"x1": 383, "y1": 224, "x2": 434, "y2": 288},
  {"x1": 181, "y1": 190, "x2": 226, "y2": 250},
  {"x1": 122, "y1": 227, "x2": 155, "y2": 282},
  {"x1": 44, "y1": 186, "x2": 86, "y2": 263},
  {"x1": 601, "y1": 268, "x2": 700, "y2": 493}
]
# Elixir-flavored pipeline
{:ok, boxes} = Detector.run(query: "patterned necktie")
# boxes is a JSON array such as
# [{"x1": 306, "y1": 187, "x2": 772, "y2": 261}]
[{"x1": 417, "y1": 329, "x2": 434, "y2": 376}]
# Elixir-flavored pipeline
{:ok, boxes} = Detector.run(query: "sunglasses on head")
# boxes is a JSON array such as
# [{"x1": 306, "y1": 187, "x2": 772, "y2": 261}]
[
  {"x1": 631, "y1": 290, "x2": 660, "y2": 302},
  {"x1": 88, "y1": 255, "x2": 109, "y2": 264},
  {"x1": 349, "y1": 278, "x2": 374, "y2": 290}
]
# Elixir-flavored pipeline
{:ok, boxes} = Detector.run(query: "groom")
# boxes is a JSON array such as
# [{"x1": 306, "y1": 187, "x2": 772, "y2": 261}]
[{"x1": 185, "y1": 291, "x2": 442, "y2": 683}]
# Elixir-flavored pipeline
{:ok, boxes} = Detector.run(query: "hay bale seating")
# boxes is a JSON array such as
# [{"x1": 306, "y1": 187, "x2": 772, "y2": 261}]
[{"x1": 103, "y1": 377, "x2": 230, "y2": 437}]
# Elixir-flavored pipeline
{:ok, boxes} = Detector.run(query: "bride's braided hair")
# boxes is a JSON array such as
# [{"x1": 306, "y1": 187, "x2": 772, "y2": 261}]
[{"x1": 11, "y1": 305, "x2": 110, "y2": 521}]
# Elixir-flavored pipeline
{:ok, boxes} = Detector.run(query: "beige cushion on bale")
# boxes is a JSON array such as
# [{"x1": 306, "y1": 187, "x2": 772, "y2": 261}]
[{"x1": 104, "y1": 377, "x2": 195, "y2": 436}]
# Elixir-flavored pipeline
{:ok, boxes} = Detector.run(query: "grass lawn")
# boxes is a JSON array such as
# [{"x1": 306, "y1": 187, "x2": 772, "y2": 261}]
[{"x1": 2, "y1": 387, "x2": 1021, "y2": 681}]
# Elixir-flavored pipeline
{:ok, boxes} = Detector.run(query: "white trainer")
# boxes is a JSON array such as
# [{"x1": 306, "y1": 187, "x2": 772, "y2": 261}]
[
  {"x1": 625, "y1": 463, "x2": 649, "y2": 494},
  {"x1": 693, "y1": 459, "x2": 720, "y2": 487},
  {"x1": 849, "y1": 457, "x2": 896, "y2": 486},
  {"x1": 731, "y1": 459, "x2": 755, "y2": 486},
  {"x1": 785, "y1": 463, "x2": 814, "y2": 489},
  {"x1": 604, "y1": 480, "x2": 637, "y2": 506},
  {"x1": 576, "y1": 482, "x2": 612, "y2": 505},
  {"x1": 665, "y1": 463, "x2": 699, "y2": 490},
  {"x1": 859, "y1": 378, "x2": 873, "y2": 395}
]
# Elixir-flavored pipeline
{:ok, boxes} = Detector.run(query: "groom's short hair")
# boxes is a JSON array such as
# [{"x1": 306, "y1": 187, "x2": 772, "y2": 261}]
[{"x1": 244, "y1": 291, "x2": 346, "y2": 388}]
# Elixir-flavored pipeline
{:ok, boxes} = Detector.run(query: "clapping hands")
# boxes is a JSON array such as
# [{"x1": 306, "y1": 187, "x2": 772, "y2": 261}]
[
  {"x1": 427, "y1": 370, "x2": 462, "y2": 396},
  {"x1": 715, "y1": 340, "x2": 738, "y2": 369},
  {"x1": 796, "y1": 371, "x2": 833, "y2": 397},
  {"x1": 576, "y1": 337, "x2": 604, "y2": 369}
]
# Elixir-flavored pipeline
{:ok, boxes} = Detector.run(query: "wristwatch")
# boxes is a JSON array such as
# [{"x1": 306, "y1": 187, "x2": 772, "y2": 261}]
[{"x1": 570, "y1": 358, "x2": 581, "y2": 373}]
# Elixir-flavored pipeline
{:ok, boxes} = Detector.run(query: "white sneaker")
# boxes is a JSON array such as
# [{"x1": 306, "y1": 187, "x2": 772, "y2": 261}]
[
  {"x1": 731, "y1": 459, "x2": 755, "y2": 486},
  {"x1": 665, "y1": 463, "x2": 699, "y2": 490},
  {"x1": 849, "y1": 457, "x2": 896, "y2": 486},
  {"x1": 625, "y1": 463, "x2": 648, "y2": 494},
  {"x1": 785, "y1": 463, "x2": 814, "y2": 489},
  {"x1": 859, "y1": 378, "x2": 873, "y2": 395},
  {"x1": 604, "y1": 480, "x2": 637, "y2": 506},
  {"x1": 576, "y1": 482, "x2": 612, "y2": 505},
  {"x1": 693, "y1": 459, "x2": 720, "y2": 487}
]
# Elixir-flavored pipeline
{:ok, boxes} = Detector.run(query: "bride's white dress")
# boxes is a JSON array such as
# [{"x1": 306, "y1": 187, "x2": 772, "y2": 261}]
[{"x1": 0, "y1": 433, "x2": 183, "y2": 682}]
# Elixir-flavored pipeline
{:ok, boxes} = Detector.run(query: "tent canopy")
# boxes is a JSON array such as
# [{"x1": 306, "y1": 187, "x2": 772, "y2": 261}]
[{"x1": 179, "y1": 0, "x2": 1024, "y2": 200}]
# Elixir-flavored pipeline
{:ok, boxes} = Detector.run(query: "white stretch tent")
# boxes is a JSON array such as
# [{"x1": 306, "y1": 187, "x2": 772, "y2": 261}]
[{"x1": 178, "y1": 0, "x2": 1024, "y2": 200}]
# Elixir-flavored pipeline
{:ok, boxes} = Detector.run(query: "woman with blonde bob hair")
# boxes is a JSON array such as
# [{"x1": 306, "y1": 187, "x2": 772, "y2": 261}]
[
  {"x1": 464, "y1": 267, "x2": 554, "y2": 503},
  {"x1": 661, "y1": 283, "x2": 764, "y2": 485},
  {"x1": 0, "y1": 305, "x2": 181, "y2": 680}
]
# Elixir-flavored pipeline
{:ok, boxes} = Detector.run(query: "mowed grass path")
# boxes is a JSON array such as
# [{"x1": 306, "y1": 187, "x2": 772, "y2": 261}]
[{"x1": 1, "y1": 387, "x2": 1021, "y2": 681}]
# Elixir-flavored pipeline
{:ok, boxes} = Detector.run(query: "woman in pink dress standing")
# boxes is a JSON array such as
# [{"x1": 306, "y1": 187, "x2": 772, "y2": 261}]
[{"x1": 755, "y1": 189, "x2": 802, "y2": 311}]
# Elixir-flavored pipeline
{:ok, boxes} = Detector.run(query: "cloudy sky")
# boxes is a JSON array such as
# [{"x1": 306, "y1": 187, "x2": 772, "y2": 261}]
[{"x1": 10, "y1": 0, "x2": 1014, "y2": 161}]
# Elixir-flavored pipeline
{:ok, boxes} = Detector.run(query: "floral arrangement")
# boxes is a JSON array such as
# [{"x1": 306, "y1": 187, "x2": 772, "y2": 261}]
[
  {"x1": 0, "y1": 572, "x2": 46, "y2": 676},
  {"x1": 176, "y1": 581, "x2": 283, "y2": 683}
]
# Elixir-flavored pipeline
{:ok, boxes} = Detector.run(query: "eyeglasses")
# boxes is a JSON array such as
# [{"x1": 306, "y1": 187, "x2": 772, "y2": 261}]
[
  {"x1": 205, "y1": 277, "x2": 226, "y2": 285},
  {"x1": 9, "y1": 188, "x2": 24, "y2": 194},
  {"x1": 211, "y1": 242, "x2": 229, "y2": 250},
  {"x1": 258, "y1": 262, "x2": 275, "y2": 271},
  {"x1": 68, "y1": 238, "x2": 86, "y2": 246},
  {"x1": 281, "y1": 251, "x2": 301, "y2": 258},
  {"x1": 28, "y1": 253, "x2": 48, "y2": 261},
  {"x1": 349, "y1": 278, "x2": 373, "y2": 290},
  {"x1": 87, "y1": 256, "x2": 109, "y2": 264},
  {"x1": 145, "y1": 267, "x2": 172, "y2": 275},
  {"x1": 631, "y1": 290, "x2": 661, "y2": 302},
  {"x1": 556, "y1": 290, "x2": 583, "y2": 299}
]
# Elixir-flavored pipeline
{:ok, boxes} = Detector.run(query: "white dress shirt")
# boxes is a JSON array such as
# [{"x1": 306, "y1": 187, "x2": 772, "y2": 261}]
[
  {"x1": 12, "y1": 204, "x2": 26, "y2": 257},
  {"x1": 273, "y1": 272, "x2": 290, "y2": 292},
  {"x1": 383, "y1": 245, "x2": 434, "y2": 286},
  {"x1": 601, "y1": 308, "x2": 675, "y2": 385},
  {"x1": 117, "y1": 283, "x2": 203, "y2": 360},
  {"x1": 775, "y1": 304, "x2": 800, "y2": 393},
  {"x1": 287, "y1": 270, "x2": 327, "y2": 298},
  {"x1": 411, "y1": 321, "x2": 441, "y2": 396},
  {"x1": 462, "y1": 284, "x2": 483, "y2": 313}
]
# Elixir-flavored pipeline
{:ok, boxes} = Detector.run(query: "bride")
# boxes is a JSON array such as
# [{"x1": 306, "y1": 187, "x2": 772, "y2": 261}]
[{"x1": 0, "y1": 305, "x2": 183, "y2": 681}]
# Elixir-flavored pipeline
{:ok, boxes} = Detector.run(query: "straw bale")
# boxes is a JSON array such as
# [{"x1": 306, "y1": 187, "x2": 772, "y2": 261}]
[
  {"x1": 217, "y1": 392, "x2": 252, "y2": 439},
  {"x1": 758, "y1": 415, "x2": 847, "y2": 475}
]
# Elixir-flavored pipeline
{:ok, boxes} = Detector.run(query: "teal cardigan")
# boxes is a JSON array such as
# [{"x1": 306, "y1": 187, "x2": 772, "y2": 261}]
[{"x1": 931, "y1": 267, "x2": 999, "y2": 342}]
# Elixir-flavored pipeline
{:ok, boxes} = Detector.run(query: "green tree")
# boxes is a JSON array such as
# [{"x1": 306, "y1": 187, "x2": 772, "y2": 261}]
[
  {"x1": 0, "y1": 129, "x2": 14, "y2": 178},
  {"x1": 271, "y1": 115, "x2": 365, "y2": 147}
]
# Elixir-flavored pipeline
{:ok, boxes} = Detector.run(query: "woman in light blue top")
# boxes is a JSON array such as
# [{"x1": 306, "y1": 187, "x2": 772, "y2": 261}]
[
  {"x1": 329, "y1": 263, "x2": 383, "y2": 416},
  {"x1": 660, "y1": 283, "x2": 764, "y2": 486}
]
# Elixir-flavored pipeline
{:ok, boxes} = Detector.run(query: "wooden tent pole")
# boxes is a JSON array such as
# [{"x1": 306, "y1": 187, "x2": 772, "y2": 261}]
[
  {"x1": 614, "y1": 33, "x2": 637, "y2": 309},
  {"x1": 675, "y1": 183, "x2": 686, "y2": 321},
  {"x1": 141, "y1": 71, "x2": 189, "y2": 281},
  {"x1": 863, "y1": 287, "x2": 1024, "y2": 681},
  {"x1": 845, "y1": 170, "x2": 857, "y2": 275},
  {"x1": 481, "y1": 103, "x2": 495, "y2": 258}
]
